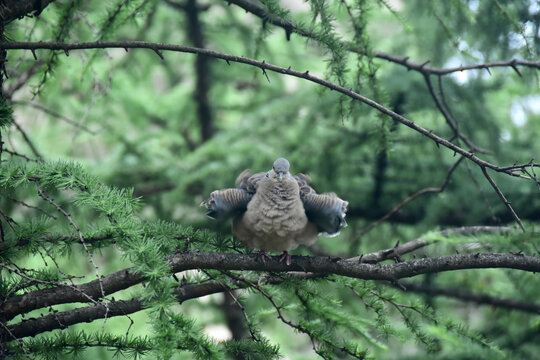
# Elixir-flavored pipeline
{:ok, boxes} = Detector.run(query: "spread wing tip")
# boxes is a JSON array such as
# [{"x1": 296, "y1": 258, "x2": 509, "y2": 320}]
[
  {"x1": 303, "y1": 194, "x2": 348, "y2": 235},
  {"x1": 201, "y1": 189, "x2": 253, "y2": 220}
]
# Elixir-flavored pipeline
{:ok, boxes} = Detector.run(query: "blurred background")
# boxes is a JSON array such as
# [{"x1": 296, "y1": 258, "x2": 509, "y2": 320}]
[{"x1": 1, "y1": 0, "x2": 540, "y2": 358}]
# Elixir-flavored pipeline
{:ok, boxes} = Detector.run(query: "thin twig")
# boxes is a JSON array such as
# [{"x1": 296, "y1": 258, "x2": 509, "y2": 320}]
[
  {"x1": 0, "y1": 262, "x2": 98, "y2": 306},
  {"x1": 222, "y1": 270, "x2": 364, "y2": 359},
  {"x1": 357, "y1": 156, "x2": 465, "y2": 240},
  {"x1": 202, "y1": 270, "x2": 260, "y2": 342},
  {"x1": 480, "y1": 167, "x2": 525, "y2": 231},
  {"x1": 34, "y1": 180, "x2": 108, "y2": 324},
  {"x1": 350, "y1": 225, "x2": 514, "y2": 263},
  {"x1": 221, "y1": 0, "x2": 540, "y2": 75},
  {"x1": 1, "y1": 148, "x2": 38, "y2": 162},
  {"x1": 11, "y1": 100, "x2": 97, "y2": 134},
  {"x1": 11, "y1": 120, "x2": 42, "y2": 160},
  {"x1": 0, "y1": 194, "x2": 57, "y2": 218},
  {"x1": 1, "y1": 40, "x2": 536, "y2": 178},
  {"x1": 0, "y1": 320, "x2": 34, "y2": 359},
  {"x1": 424, "y1": 74, "x2": 490, "y2": 154},
  {"x1": 398, "y1": 281, "x2": 540, "y2": 314},
  {"x1": 3, "y1": 60, "x2": 44, "y2": 98}
]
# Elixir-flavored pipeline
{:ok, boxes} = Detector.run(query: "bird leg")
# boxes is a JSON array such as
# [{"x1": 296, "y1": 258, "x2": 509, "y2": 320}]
[
  {"x1": 255, "y1": 250, "x2": 272, "y2": 263},
  {"x1": 279, "y1": 251, "x2": 292, "y2": 266}
]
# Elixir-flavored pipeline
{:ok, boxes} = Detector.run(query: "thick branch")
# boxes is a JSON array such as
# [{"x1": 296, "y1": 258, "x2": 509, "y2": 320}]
[
  {"x1": 165, "y1": 252, "x2": 540, "y2": 280},
  {"x1": 5, "y1": 280, "x2": 240, "y2": 340},
  {"x1": 2, "y1": 250, "x2": 538, "y2": 322},
  {"x1": 6, "y1": 299, "x2": 143, "y2": 339},
  {"x1": 0, "y1": 265, "x2": 142, "y2": 321},
  {"x1": 4, "y1": 251, "x2": 540, "y2": 339}
]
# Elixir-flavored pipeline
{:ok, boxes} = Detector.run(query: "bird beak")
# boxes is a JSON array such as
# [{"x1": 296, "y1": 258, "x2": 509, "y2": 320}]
[{"x1": 278, "y1": 172, "x2": 283, "y2": 181}]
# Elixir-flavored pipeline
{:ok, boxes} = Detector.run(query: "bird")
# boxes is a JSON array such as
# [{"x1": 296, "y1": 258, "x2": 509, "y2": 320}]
[{"x1": 201, "y1": 158, "x2": 348, "y2": 265}]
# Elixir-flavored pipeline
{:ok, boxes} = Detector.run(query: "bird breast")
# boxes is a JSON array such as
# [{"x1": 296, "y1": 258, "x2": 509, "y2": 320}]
[{"x1": 242, "y1": 178, "x2": 308, "y2": 238}]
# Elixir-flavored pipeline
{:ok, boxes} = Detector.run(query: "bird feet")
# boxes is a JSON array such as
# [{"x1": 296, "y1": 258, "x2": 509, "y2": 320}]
[
  {"x1": 279, "y1": 251, "x2": 292, "y2": 266},
  {"x1": 255, "y1": 250, "x2": 272, "y2": 263}
]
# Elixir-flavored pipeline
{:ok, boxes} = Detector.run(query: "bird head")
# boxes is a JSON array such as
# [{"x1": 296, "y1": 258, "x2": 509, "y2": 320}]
[{"x1": 269, "y1": 157, "x2": 290, "y2": 181}]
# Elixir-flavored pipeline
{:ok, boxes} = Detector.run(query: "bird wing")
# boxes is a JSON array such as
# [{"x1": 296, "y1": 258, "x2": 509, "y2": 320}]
[
  {"x1": 201, "y1": 188, "x2": 253, "y2": 220},
  {"x1": 235, "y1": 170, "x2": 266, "y2": 193},
  {"x1": 295, "y1": 173, "x2": 348, "y2": 235},
  {"x1": 202, "y1": 169, "x2": 266, "y2": 220},
  {"x1": 295, "y1": 173, "x2": 315, "y2": 197}
]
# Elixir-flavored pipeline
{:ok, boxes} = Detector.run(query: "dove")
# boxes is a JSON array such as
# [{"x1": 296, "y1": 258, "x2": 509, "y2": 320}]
[{"x1": 201, "y1": 158, "x2": 348, "y2": 264}]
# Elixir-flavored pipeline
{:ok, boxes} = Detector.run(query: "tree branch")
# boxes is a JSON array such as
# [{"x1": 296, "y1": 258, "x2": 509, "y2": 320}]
[
  {"x1": 11, "y1": 100, "x2": 96, "y2": 135},
  {"x1": 1, "y1": 41, "x2": 536, "y2": 176},
  {"x1": 357, "y1": 156, "x2": 465, "y2": 241},
  {"x1": 7, "y1": 40, "x2": 535, "y2": 227},
  {"x1": 481, "y1": 166, "x2": 525, "y2": 231},
  {"x1": 374, "y1": 52, "x2": 539, "y2": 75},
  {"x1": 0, "y1": 261, "x2": 142, "y2": 321},
  {"x1": 400, "y1": 281, "x2": 540, "y2": 314},
  {"x1": 221, "y1": 0, "x2": 540, "y2": 75},
  {"x1": 11, "y1": 120, "x2": 42, "y2": 160},
  {"x1": 424, "y1": 74, "x2": 490, "y2": 154},
  {"x1": 3, "y1": 251, "x2": 540, "y2": 340},
  {"x1": 351, "y1": 225, "x2": 514, "y2": 263},
  {"x1": 2, "y1": 250, "x2": 538, "y2": 322},
  {"x1": 6, "y1": 299, "x2": 143, "y2": 339}
]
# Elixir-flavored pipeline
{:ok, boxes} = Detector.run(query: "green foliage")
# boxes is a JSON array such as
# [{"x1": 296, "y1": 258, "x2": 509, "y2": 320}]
[
  {"x1": 9, "y1": 331, "x2": 152, "y2": 360},
  {"x1": 1, "y1": 0, "x2": 539, "y2": 359},
  {"x1": 0, "y1": 96, "x2": 12, "y2": 128}
]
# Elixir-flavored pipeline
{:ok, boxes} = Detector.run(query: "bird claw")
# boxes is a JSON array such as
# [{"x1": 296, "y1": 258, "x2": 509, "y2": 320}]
[
  {"x1": 279, "y1": 251, "x2": 292, "y2": 266},
  {"x1": 255, "y1": 250, "x2": 272, "y2": 263}
]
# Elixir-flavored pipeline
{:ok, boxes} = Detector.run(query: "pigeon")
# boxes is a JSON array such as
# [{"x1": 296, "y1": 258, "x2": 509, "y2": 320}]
[{"x1": 201, "y1": 158, "x2": 348, "y2": 264}]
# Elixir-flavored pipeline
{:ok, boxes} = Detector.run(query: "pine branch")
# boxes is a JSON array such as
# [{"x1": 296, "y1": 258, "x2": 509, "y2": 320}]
[
  {"x1": 2, "y1": 251, "x2": 539, "y2": 323},
  {"x1": 3, "y1": 225, "x2": 513, "y2": 321},
  {"x1": 356, "y1": 156, "x2": 465, "y2": 243},
  {"x1": 351, "y1": 225, "x2": 515, "y2": 263},
  {"x1": 221, "y1": 0, "x2": 540, "y2": 75},
  {"x1": 6, "y1": 299, "x2": 143, "y2": 339},
  {"x1": 399, "y1": 281, "x2": 540, "y2": 314},
  {"x1": 1, "y1": 41, "x2": 537, "y2": 177},
  {"x1": 11, "y1": 120, "x2": 42, "y2": 160},
  {"x1": 423, "y1": 75, "x2": 489, "y2": 154},
  {"x1": 4, "y1": 251, "x2": 540, "y2": 340}
]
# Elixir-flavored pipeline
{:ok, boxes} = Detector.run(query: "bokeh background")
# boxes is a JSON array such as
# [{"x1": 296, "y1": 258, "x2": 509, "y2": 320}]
[{"x1": 1, "y1": 0, "x2": 540, "y2": 359}]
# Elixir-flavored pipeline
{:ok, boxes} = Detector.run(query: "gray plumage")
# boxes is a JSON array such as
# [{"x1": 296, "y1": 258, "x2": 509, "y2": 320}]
[{"x1": 202, "y1": 158, "x2": 348, "y2": 253}]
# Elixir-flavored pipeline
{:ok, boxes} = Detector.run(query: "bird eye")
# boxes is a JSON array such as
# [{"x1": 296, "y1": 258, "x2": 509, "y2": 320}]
[{"x1": 265, "y1": 173, "x2": 269, "y2": 178}]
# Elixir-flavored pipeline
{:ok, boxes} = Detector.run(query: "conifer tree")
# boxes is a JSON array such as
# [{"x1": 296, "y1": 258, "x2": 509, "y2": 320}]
[{"x1": 0, "y1": 1, "x2": 539, "y2": 359}]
